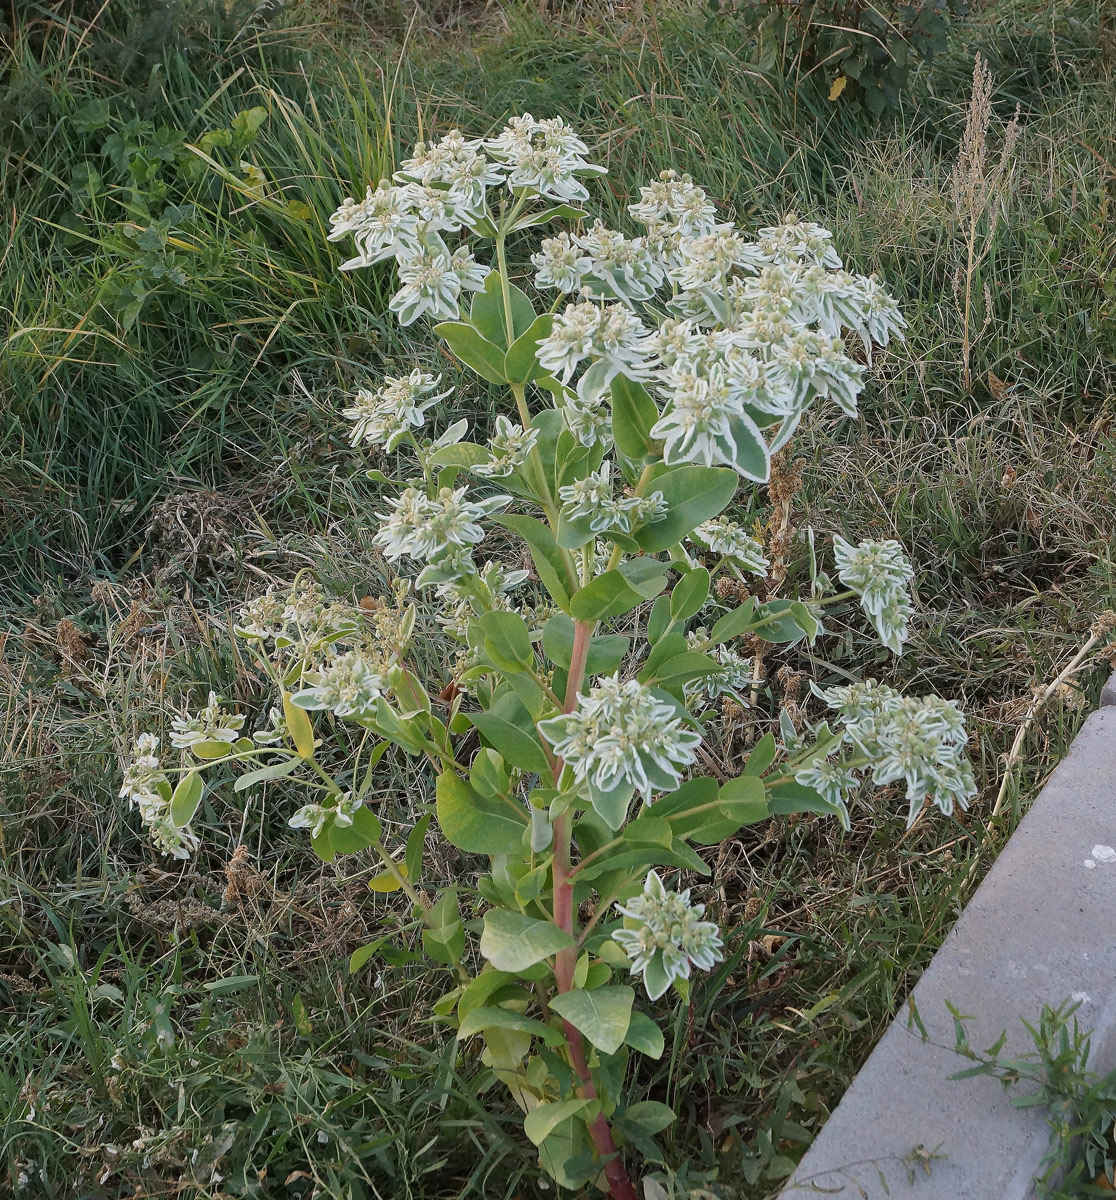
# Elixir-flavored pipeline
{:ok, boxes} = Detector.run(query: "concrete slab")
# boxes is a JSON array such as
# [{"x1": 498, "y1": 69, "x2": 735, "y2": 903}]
[
  {"x1": 780, "y1": 707, "x2": 1116, "y2": 1200},
  {"x1": 1102, "y1": 670, "x2": 1116, "y2": 708}
]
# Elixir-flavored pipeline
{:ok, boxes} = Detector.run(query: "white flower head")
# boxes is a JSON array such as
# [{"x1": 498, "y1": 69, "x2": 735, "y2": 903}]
[
  {"x1": 628, "y1": 171, "x2": 719, "y2": 239},
  {"x1": 373, "y1": 486, "x2": 509, "y2": 564},
  {"x1": 539, "y1": 674, "x2": 702, "y2": 807},
  {"x1": 755, "y1": 217, "x2": 842, "y2": 269},
  {"x1": 612, "y1": 870, "x2": 725, "y2": 999},
  {"x1": 474, "y1": 415, "x2": 539, "y2": 478},
  {"x1": 814, "y1": 680, "x2": 976, "y2": 827},
  {"x1": 170, "y1": 691, "x2": 244, "y2": 751},
  {"x1": 342, "y1": 369, "x2": 452, "y2": 450},
  {"x1": 832, "y1": 535, "x2": 914, "y2": 654},
  {"x1": 289, "y1": 791, "x2": 362, "y2": 840},
  {"x1": 692, "y1": 518, "x2": 769, "y2": 577},
  {"x1": 536, "y1": 299, "x2": 657, "y2": 385},
  {"x1": 328, "y1": 182, "x2": 422, "y2": 269},
  {"x1": 531, "y1": 231, "x2": 587, "y2": 293},
  {"x1": 291, "y1": 652, "x2": 388, "y2": 718},
  {"x1": 486, "y1": 113, "x2": 604, "y2": 203}
]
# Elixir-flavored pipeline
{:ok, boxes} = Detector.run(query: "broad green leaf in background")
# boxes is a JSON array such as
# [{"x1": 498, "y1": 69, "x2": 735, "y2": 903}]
[
  {"x1": 549, "y1": 985, "x2": 634, "y2": 1055},
  {"x1": 480, "y1": 909, "x2": 575, "y2": 972},
  {"x1": 436, "y1": 772, "x2": 527, "y2": 856}
]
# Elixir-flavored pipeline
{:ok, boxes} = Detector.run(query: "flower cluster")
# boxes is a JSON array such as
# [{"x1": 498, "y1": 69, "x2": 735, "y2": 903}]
[
  {"x1": 291, "y1": 652, "x2": 388, "y2": 718},
  {"x1": 832, "y1": 535, "x2": 915, "y2": 654},
  {"x1": 685, "y1": 639, "x2": 754, "y2": 703},
  {"x1": 170, "y1": 692, "x2": 245, "y2": 751},
  {"x1": 691, "y1": 517, "x2": 769, "y2": 577},
  {"x1": 373, "y1": 486, "x2": 509, "y2": 568},
  {"x1": 612, "y1": 870, "x2": 725, "y2": 999},
  {"x1": 802, "y1": 680, "x2": 977, "y2": 827},
  {"x1": 289, "y1": 791, "x2": 363, "y2": 840},
  {"x1": 474, "y1": 416, "x2": 539, "y2": 478},
  {"x1": 342, "y1": 370, "x2": 452, "y2": 451},
  {"x1": 119, "y1": 734, "x2": 199, "y2": 860},
  {"x1": 329, "y1": 118, "x2": 605, "y2": 324},
  {"x1": 235, "y1": 579, "x2": 360, "y2": 652},
  {"x1": 539, "y1": 674, "x2": 702, "y2": 806},
  {"x1": 557, "y1": 463, "x2": 668, "y2": 535}
]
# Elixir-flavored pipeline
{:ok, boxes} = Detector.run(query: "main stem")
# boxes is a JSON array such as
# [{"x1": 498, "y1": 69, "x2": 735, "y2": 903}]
[{"x1": 551, "y1": 619, "x2": 638, "y2": 1200}]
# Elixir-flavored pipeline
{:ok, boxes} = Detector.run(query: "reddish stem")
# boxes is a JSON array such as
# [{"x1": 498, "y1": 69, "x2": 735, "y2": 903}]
[{"x1": 548, "y1": 621, "x2": 638, "y2": 1200}]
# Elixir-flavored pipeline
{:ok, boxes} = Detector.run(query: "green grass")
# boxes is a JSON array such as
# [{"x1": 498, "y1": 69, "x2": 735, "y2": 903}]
[{"x1": 2, "y1": 0, "x2": 1115, "y2": 1196}]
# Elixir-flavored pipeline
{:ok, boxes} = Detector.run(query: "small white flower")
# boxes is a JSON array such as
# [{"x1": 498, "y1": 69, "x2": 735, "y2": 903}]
[
  {"x1": 692, "y1": 518, "x2": 769, "y2": 577},
  {"x1": 628, "y1": 170, "x2": 719, "y2": 239},
  {"x1": 389, "y1": 237, "x2": 463, "y2": 326},
  {"x1": 170, "y1": 691, "x2": 244, "y2": 750},
  {"x1": 612, "y1": 870, "x2": 725, "y2": 999},
  {"x1": 292, "y1": 652, "x2": 388, "y2": 718},
  {"x1": 755, "y1": 217, "x2": 842, "y2": 269},
  {"x1": 536, "y1": 300, "x2": 657, "y2": 385},
  {"x1": 342, "y1": 369, "x2": 452, "y2": 451},
  {"x1": 531, "y1": 231, "x2": 587, "y2": 293},
  {"x1": 685, "y1": 641, "x2": 754, "y2": 701},
  {"x1": 539, "y1": 674, "x2": 702, "y2": 804},
  {"x1": 373, "y1": 486, "x2": 509, "y2": 564},
  {"x1": 814, "y1": 680, "x2": 976, "y2": 827},
  {"x1": 832, "y1": 535, "x2": 915, "y2": 655},
  {"x1": 474, "y1": 415, "x2": 539, "y2": 478},
  {"x1": 486, "y1": 113, "x2": 604, "y2": 203},
  {"x1": 289, "y1": 792, "x2": 362, "y2": 840},
  {"x1": 328, "y1": 182, "x2": 422, "y2": 269}
]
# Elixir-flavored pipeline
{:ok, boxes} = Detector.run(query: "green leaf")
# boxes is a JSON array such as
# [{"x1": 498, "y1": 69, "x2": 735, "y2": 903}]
[
  {"x1": 283, "y1": 691, "x2": 316, "y2": 758},
  {"x1": 743, "y1": 732, "x2": 777, "y2": 776},
  {"x1": 405, "y1": 812, "x2": 431, "y2": 885},
  {"x1": 587, "y1": 778, "x2": 634, "y2": 831},
  {"x1": 570, "y1": 562, "x2": 666, "y2": 622},
  {"x1": 524, "y1": 1098, "x2": 599, "y2": 1148},
  {"x1": 710, "y1": 598, "x2": 758, "y2": 644},
  {"x1": 169, "y1": 771, "x2": 203, "y2": 827},
  {"x1": 790, "y1": 600, "x2": 821, "y2": 641},
  {"x1": 649, "y1": 650, "x2": 721, "y2": 688},
  {"x1": 610, "y1": 375, "x2": 660, "y2": 461},
  {"x1": 504, "y1": 313, "x2": 553, "y2": 383},
  {"x1": 511, "y1": 202, "x2": 588, "y2": 231},
  {"x1": 468, "y1": 694, "x2": 551, "y2": 773},
  {"x1": 634, "y1": 466, "x2": 738, "y2": 552},
  {"x1": 670, "y1": 567, "x2": 710, "y2": 623},
  {"x1": 646, "y1": 595, "x2": 672, "y2": 644},
  {"x1": 477, "y1": 610, "x2": 534, "y2": 673},
  {"x1": 203, "y1": 974, "x2": 259, "y2": 996},
  {"x1": 433, "y1": 320, "x2": 508, "y2": 384},
  {"x1": 637, "y1": 632, "x2": 688, "y2": 682},
  {"x1": 754, "y1": 599, "x2": 807, "y2": 645},
  {"x1": 234, "y1": 757, "x2": 299, "y2": 792},
  {"x1": 570, "y1": 570, "x2": 643, "y2": 622},
  {"x1": 189, "y1": 739, "x2": 235, "y2": 760},
  {"x1": 624, "y1": 1010, "x2": 665, "y2": 1059},
  {"x1": 684, "y1": 774, "x2": 768, "y2": 845},
  {"x1": 542, "y1": 614, "x2": 629, "y2": 676},
  {"x1": 436, "y1": 772, "x2": 527, "y2": 857},
  {"x1": 620, "y1": 1100, "x2": 676, "y2": 1135},
  {"x1": 550, "y1": 985, "x2": 634, "y2": 1055},
  {"x1": 457, "y1": 1005, "x2": 564, "y2": 1047},
  {"x1": 349, "y1": 935, "x2": 395, "y2": 973},
  {"x1": 329, "y1": 805, "x2": 382, "y2": 854},
  {"x1": 469, "y1": 272, "x2": 536, "y2": 349},
  {"x1": 723, "y1": 412, "x2": 771, "y2": 481},
  {"x1": 622, "y1": 815, "x2": 672, "y2": 847},
  {"x1": 492, "y1": 514, "x2": 574, "y2": 610},
  {"x1": 480, "y1": 909, "x2": 575, "y2": 972},
  {"x1": 427, "y1": 441, "x2": 494, "y2": 470},
  {"x1": 768, "y1": 780, "x2": 845, "y2": 819},
  {"x1": 423, "y1": 888, "x2": 465, "y2": 965}
]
